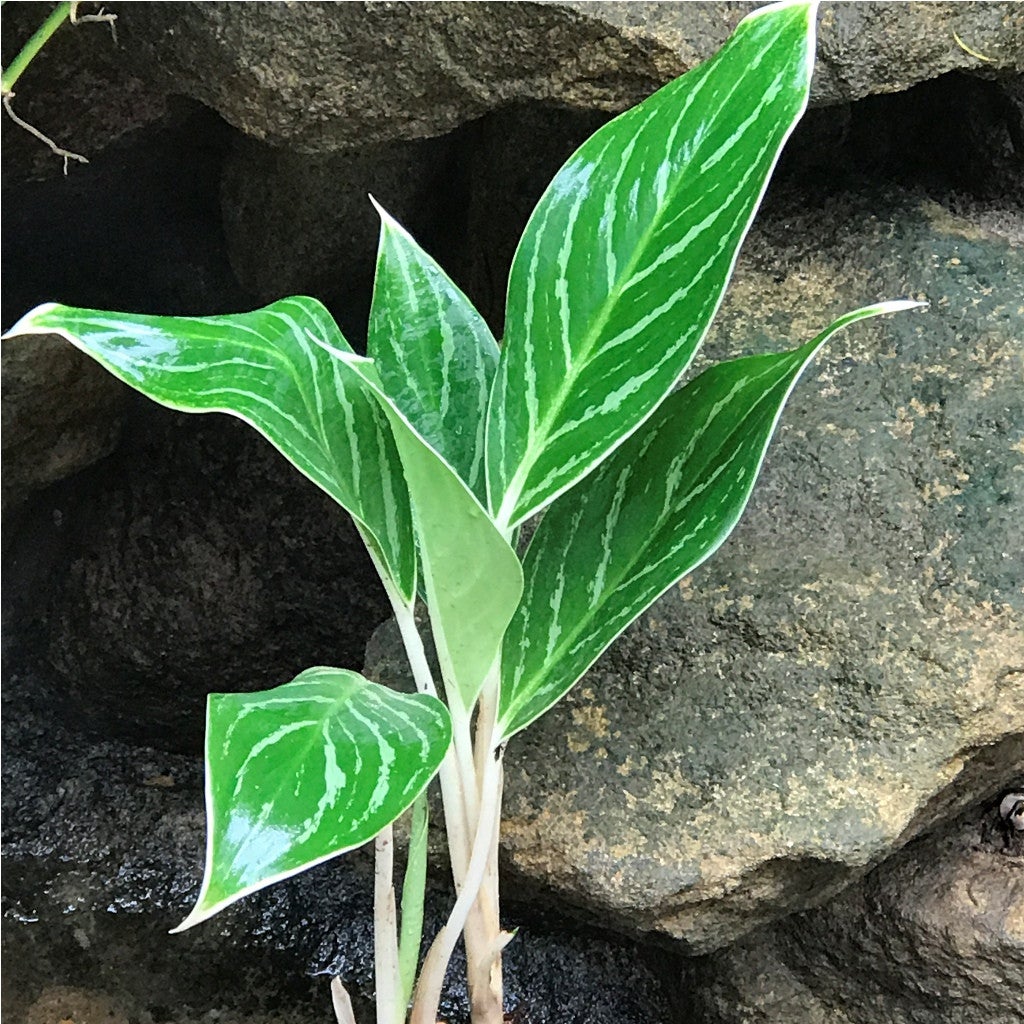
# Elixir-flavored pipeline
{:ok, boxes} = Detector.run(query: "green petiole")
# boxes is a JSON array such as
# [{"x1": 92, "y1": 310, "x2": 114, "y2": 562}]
[
  {"x1": 397, "y1": 793, "x2": 429, "y2": 1016},
  {"x1": 1, "y1": 2, "x2": 72, "y2": 94}
]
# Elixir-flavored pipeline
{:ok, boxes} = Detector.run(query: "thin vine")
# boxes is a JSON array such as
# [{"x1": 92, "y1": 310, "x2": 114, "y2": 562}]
[{"x1": 1, "y1": 1, "x2": 117, "y2": 173}]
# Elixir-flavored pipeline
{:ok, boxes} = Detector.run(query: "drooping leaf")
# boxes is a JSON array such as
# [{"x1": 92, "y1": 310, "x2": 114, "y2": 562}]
[
  {"x1": 368, "y1": 201, "x2": 500, "y2": 502},
  {"x1": 487, "y1": 0, "x2": 819, "y2": 529},
  {"x1": 497, "y1": 301, "x2": 923, "y2": 739},
  {"x1": 174, "y1": 666, "x2": 452, "y2": 931},
  {"x1": 4, "y1": 299, "x2": 417, "y2": 602},
  {"x1": 325, "y1": 349, "x2": 523, "y2": 713}
]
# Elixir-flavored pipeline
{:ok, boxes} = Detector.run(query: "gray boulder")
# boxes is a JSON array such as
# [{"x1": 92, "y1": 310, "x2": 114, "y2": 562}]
[
  {"x1": 684, "y1": 790, "x2": 1024, "y2": 1024},
  {"x1": 1, "y1": 335, "x2": 125, "y2": 514},
  {"x1": 105, "y1": 2, "x2": 1024, "y2": 152},
  {"x1": 3, "y1": 409, "x2": 392, "y2": 752},
  {"x1": 365, "y1": 188, "x2": 1024, "y2": 953}
]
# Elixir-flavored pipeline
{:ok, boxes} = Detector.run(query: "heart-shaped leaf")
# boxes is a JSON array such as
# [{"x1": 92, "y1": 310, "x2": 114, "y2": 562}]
[
  {"x1": 368, "y1": 201, "x2": 499, "y2": 503},
  {"x1": 174, "y1": 666, "x2": 452, "y2": 930},
  {"x1": 498, "y1": 301, "x2": 923, "y2": 739},
  {"x1": 487, "y1": 0, "x2": 819, "y2": 529},
  {"x1": 4, "y1": 298, "x2": 417, "y2": 601}
]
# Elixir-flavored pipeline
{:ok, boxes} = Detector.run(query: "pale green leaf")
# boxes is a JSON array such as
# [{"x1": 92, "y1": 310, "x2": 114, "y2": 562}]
[
  {"x1": 173, "y1": 666, "x2": 452, "y2": 930},
  {"x1": 3, "y1": 298, "x2": 417, "y2": 601},
  {"x1": 498, "y1": 301, "x2": 924, "y2": 739},
  {"x1": 332, "y1": 351, "x2": 523, "y2": 712},
  {"x1": 368, "y1": 201, "x2": 499, "y2": 502},
  {"x1": 487, "y1": 0, "x2": 819, "y2": 529}
]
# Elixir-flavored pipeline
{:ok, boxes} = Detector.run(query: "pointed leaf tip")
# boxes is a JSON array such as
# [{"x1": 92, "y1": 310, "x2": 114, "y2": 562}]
[
  {"x1": 2, "y1": 298, "x2": 418, "y2": 603},
  {"x1": 486, "y1": 0, "x2": 822, "y2": 529},
  {"x1": 175, "y1": 667, "x2": 452, "y2": 930},
  {"x1": 498, "y1": 299, "x2": 922, "y2": 738}
]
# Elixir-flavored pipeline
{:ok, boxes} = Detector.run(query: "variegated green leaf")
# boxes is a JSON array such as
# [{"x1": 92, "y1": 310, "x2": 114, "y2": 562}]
[
  {"x1": 368, "y1": 201, "x2": 500, "y2": 502},
  {"x1": 173, "y1": 666, "x2": 452, "y2": 930},
  {"x1": 3, "y1": 299, "x2": 417, "y2": 602},
  {"x1": 487, "y1": 0, "x2": 819, "y2": 530},
  {"x1": 497, "y1": 301, "x2": 923, "y2": 739},
  {"x1": 326, "y1": 349, "x2": 523, "y2": 713}
]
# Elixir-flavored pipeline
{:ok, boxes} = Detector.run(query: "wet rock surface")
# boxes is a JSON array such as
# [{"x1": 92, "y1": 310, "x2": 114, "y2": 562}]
[
  {"x1": 367, "y1": 187, "x2": 1024, "y2": 953},
  {"x1": 1, "y1": 681, "x2": 679, "y2": 1024},
  {"x1": 683, "y1": 790, "x2": 1024, "y2": 1024}
]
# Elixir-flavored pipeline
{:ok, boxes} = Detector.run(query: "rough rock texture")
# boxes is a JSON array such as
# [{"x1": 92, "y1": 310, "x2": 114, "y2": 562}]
[
  {"x1": 683, "y1": 791, "x2": 1024, "y2": 1024},
  {"x1": 103, "y1": 2, "x2": 1024, "y2": 152},
  {"x1": 2, "y1": 405, "x2": 393, "y2": 752},
  {"x1": 219, "y1": 132, "x2": 461, "y2": 319},
  {"x1": 365, "y1": 189, "x2": 1024, "y2": 953},
  {"x1": 0, "y1": 685, "x2": 678, "y2": 1024},
  {"x1": 1, "y1": 335, "x2": 125, "y2": 515}
]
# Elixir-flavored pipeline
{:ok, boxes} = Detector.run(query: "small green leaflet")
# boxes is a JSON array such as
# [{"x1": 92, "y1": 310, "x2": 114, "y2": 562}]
[
  {"x1": 327, "y1": 350, "x2": 523, "y2": 713},
  {"x1": 368, "y1": 200, "x2": 500, "y2": 503},
  {"x1": 3, "y1": 299, "x2": 417, "y2": 602},
  {"x1": 487, "y1": 0, "x2": 819, "y2": 530},
  {"x1": 173, "y1": 667, "x2": 452, "y2": 931},
  {"x1": 497, "y1": 301, "x2": 924, "y2": 739}
]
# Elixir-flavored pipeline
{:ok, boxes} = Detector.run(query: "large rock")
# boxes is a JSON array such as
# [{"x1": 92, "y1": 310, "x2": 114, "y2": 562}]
[
  {"x1": 5, "y1": 3, "x2": 1020, "y2": 509},
  {"x1": 0, "y1": 687, "x2": 677, "y2": 1024},
  {"x1": 684, "y1": 790, "x2": 1024, "y2": 1024},
  {"x1": 1, "y1": 335, "x2": 124, "y2": 515},
  {"x1": 365, "y1": 187, "x2": 1024, "y2": 953},
  {"x1": 3, "y1": 406, "x2": 393, "y2": 752},
  {"x1": 103, "y1": 2, "x2": 1024, "y2": 152}
]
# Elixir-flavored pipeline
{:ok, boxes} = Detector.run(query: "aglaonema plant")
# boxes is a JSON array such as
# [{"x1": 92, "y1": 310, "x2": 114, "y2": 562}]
[{"x1": 4, "y1": 3, "x2": 923, "y2": 1021}]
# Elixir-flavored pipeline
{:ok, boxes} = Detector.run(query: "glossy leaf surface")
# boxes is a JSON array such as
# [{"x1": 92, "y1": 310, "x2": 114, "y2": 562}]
[
  {"x1": 368, "y1": 202, "x2": 500, "y2": 502},
  {"x1": 175, "y1": 667, "x2": 452, "y2": 930},
  {"x1": 5, "y1": 299, "x2": 417, "y2": 601},
  {"x1": 498, "y1": 301, "x2": 923, "y2": 739},
  {"x1": 487, "y1": 0, "x2": 818, "y2": 529},
  {"x1": 333, "y1": 352, "x2": 523, "y2": 712}
]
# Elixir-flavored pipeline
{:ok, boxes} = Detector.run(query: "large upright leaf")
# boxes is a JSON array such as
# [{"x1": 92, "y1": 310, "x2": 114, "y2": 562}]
[
  {"x1": 174, "y1": 666, "x2": 452, "y2": 931},
  {"x1": 487, "y1": 0, "x2": 818, "y2": 529},
  {"x1": 497, "y1": 301, "x2": 923, "y2": 739},
  {"x1": 320, "y1": 347, "x2": 523, "y2": 713},
  {"x1": 4, "y1": 299, "x2": 417, "y2": 601},
  {"x1": 368, "y1": 201, "x2": 500, "y2": 502}
]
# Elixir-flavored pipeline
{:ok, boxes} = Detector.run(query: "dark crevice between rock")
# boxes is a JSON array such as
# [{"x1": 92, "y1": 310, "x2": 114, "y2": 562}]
[
  {"x1": 781, "y1": 70, "x2": 1023, "y2": 198},
  {"x1": 1, "y1": 98, "x2": 250, "y2": 327}
]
